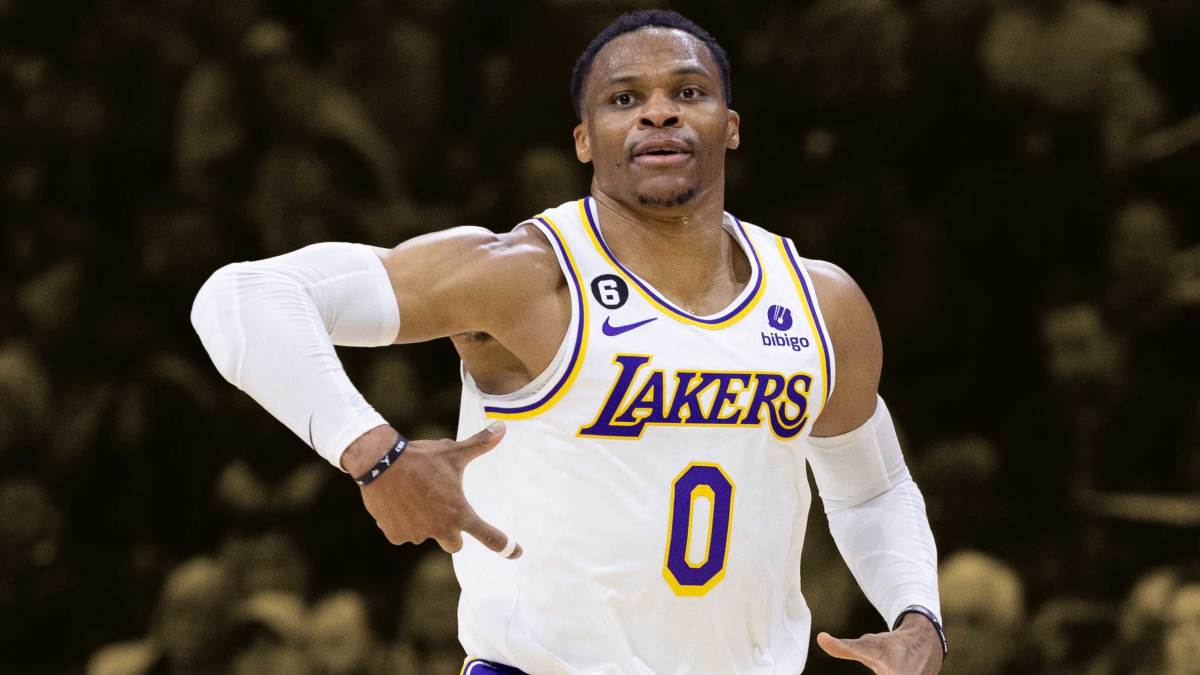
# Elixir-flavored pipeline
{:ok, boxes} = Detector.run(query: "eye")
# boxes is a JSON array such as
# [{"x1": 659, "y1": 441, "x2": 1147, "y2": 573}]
[
  {"x1": 612, "y1": 92, "x2": 634, "y2": 106},
  {"x1": 680, "y1": 86, "x2": 701, "y2": 100}
]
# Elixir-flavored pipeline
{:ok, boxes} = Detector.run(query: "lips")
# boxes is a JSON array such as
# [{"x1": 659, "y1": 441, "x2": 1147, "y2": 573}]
[
  {"x1": 630, "y1": 138, "x2": 693, "y2": 166},
  {"x1": 632, "y1": 138, "x2": 692, "y2": 157}
]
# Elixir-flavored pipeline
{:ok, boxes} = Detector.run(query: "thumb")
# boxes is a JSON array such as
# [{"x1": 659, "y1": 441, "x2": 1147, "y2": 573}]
[
  {"x1": 454, "y1": 421, "x2": 507, "y2": 464},
  {"x1": 817, "y1": 632, "x2": 873, "y2": 664}
]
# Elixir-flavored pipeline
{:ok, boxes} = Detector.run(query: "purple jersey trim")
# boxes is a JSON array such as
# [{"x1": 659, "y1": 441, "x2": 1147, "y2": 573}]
[
  {"x1": 781, "y1": 238, "x2": 833, "y2": 405},
  {"x1": 482, "y1": 217, "x2": 585, "y2": 416},
  {"x1": 462, "y1": 659, "x2": 529, "y2": 675},
  {"x1": 583, "y1": 196, "x2": 763, "y2": 326}
]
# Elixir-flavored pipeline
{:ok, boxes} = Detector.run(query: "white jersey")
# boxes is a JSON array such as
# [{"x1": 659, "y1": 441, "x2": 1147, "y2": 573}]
[{"x1": 454, "y1": 197, "x2": 836, "y2": 674}]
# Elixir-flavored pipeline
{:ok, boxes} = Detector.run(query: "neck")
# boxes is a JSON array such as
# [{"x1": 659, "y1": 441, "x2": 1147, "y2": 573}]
[
  {"x1": 589, "y1": 183, "x2": 748, "y2": 314},
  {"x1": 591, "y1": 179, "x2": 727, "y2": 231}
]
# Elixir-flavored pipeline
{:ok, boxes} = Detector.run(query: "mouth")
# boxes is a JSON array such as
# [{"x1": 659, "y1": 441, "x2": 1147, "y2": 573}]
[{"x1": 630, "y1": 139, "x2": 693, "y2": 167}]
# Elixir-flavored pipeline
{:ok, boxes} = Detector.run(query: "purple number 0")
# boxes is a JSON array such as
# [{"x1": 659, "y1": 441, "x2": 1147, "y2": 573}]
[{"x1": 662, "y1": 462, "x2": 736, "y2": 596}]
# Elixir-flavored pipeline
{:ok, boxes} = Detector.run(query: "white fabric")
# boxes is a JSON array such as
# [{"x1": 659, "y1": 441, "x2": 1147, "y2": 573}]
[
  {"x1": 808, "y1": 396, "x2": 941, "y2": 627},
  {"x1": 191, "y1": 242, "x2": 399, "y2": 468},
  {"x1": 454, "y1": 199, "x2": 831, "y2": 674}
]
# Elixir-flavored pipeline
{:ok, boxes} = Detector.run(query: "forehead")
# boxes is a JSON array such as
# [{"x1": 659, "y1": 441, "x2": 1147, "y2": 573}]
[
  {"x1": 1170, "y1": 586, "x2": 1200, "y2": 616},
  {"x1": 311, "y1": 599, "x2": 367, "y2": 628},
  {"x1": 165, "y1": 563, "x2": 227, "y2": 599},
  {"x1": 1116, "y1": 202, "x2": 1168, "y2": 227},
  {"x1": 1042, "y1": 305, "x2": 1101, "y2": 338},
  {"x1": 590, "y1": 27, "x2": 718, "y2": 84}
]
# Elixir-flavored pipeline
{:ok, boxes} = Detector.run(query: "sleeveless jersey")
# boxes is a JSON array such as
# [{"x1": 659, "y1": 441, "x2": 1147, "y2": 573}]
[{"x1": 454, "y1": 197, "x2": 836, "y2": 674}]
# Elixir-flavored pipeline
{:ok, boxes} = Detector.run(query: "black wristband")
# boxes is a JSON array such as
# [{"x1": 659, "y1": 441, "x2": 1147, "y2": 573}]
[
  {"x1": 354, "y1": 433, "x2": 408, "y2": 486},
  {"x1": 893, "y1": 604, "x2": 947, "y2": 660}
]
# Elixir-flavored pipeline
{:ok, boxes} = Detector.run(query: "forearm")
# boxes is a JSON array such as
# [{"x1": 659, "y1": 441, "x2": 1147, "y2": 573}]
[
  {"x1": 809, "y1": 397, "x2": 941, "y2": 626},
  {"x1": 826, "y1": 473, "x2": 940, "y2": 626},
  {"x1": 190, "y1": 242, "x2": 400, "y2": 468}
]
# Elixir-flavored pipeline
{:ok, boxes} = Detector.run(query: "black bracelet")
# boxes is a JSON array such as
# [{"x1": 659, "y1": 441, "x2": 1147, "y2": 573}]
[
  {"x1": 893, "y1": 604, "x2": 948, "y2": 660},
  {"x1": 354, "y1": 433, "x2": 408, "y2": 486}
]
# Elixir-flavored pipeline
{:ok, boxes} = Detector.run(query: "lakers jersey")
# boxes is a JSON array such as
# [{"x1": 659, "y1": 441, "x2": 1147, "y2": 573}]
[{"x1": 454, "y1": 198, "x2": 835, "y2": 674}]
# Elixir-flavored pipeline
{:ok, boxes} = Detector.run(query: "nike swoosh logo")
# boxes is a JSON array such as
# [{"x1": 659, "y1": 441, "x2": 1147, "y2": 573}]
[{"x1": 602, "y1": 316, "x2": 657, "y2": 336}]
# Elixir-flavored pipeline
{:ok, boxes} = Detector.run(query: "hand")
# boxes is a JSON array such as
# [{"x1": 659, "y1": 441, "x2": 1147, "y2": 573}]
[
  {"x1": 341, "y1": 421, "x2": 521, "y2": 558},
  {"x1": 817, "y1": 613, "x2": 943, "y2": 674}
]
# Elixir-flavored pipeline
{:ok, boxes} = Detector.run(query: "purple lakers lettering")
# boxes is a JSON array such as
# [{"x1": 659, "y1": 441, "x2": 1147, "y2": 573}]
[{"x1": 579, "y1": 354, "x2": 813, "y2": 439}]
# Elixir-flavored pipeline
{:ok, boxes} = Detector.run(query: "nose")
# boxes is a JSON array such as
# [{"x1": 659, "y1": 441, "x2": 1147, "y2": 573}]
[{"x1": 638, "y1": 90, "x2": 681, "y2": 129}]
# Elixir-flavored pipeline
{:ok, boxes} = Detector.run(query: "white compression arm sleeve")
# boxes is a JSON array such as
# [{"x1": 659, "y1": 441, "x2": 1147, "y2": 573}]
[
  {"x1": 190, "y1": 242, "x2": 400, "y2": 468},
  {"x1": 807, "y1": 396, "x2": 940, "y2": 627}
]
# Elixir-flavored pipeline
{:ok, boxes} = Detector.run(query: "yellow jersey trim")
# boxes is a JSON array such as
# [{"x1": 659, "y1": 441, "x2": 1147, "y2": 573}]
[
  {"x1": 483, "y1": 213, "x2": 589, "y2": 420},
  {"x1": 579, "y1": 198, "x2": 765, "y2": 330}
]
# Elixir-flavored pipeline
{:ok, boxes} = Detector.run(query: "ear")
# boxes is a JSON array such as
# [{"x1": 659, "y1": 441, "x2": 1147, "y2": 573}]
[
  {"x1": 573, "y1": 122, "x2": 592, "y2": 163},
  {"x1": 726, "y1": 109, "x2": 741, "y2": 150}
]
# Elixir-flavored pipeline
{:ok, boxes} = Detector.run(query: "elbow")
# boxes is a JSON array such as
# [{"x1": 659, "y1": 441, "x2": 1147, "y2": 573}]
[
  {"x1": 821, "y1": 463, "x2": 915, "y2": 514},
  {"x1": 191, "y1": 263, "x2": 245, "y2": 386}
]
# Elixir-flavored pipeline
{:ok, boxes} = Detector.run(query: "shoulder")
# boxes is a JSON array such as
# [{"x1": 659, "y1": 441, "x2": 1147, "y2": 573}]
[
  {"x1": 379, "y1": 223, "x2": 566, "y2": 341},
  {"x1": 485, "y1": 223, "x2": 565, "y2": 287},
  {"x1": 804, "y1": 260, "x2": 876, "y2": 341},
  {"x1": 382, "y1": 223, "x2": 563, "y2": 293},
  {"x1": 803, "y1": 259, "x2": 884, "y2": 435}
]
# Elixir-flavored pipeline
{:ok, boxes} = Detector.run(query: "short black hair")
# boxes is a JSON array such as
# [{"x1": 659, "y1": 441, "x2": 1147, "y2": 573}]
[{"x1": 570, "y1": 9, "x2": 732, "y2": 119}]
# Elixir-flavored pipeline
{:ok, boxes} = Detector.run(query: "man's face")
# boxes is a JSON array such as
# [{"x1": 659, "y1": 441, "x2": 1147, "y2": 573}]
[
  {"x1": 574, "y1": 27, "x2": 739, "y2": 211},
  {"x1": 1165, "y1": 585, "x2": 1200, "y2": 675},
  {"x1": 1108, "y1": 201, "x2": 1178, "y2": 287},
  {"x1": 155, "y1": 562, "x2": 232, "y2": 666},
  {"x1": 1040, "y1": 303, "x2": 1123, "y2": 397},
  {"x1": 307, "y1": 595, "x2": 373, "y2": 675},
  {"x1": 939, "y1": 558, "x2": 1023, "y2": 675}
]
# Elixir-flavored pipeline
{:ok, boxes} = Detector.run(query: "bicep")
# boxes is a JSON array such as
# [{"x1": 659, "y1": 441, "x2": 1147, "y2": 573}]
[
  {"x1": 379, "y1": 226, "x2": 558, "y2": 344},
  {"x1": 807, "y1": 260, "x2": 883, "y2": 437}
]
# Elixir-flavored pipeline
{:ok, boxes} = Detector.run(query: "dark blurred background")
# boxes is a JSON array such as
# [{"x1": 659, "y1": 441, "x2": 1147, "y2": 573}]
[{"x1": 2, "y1": 0, "x2": 1199, "y2": 673}]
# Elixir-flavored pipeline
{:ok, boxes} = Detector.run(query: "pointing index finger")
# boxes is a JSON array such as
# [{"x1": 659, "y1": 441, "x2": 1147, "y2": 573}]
[{"x1": 462, "y1": 511, "x2": 522, "y2": 559}]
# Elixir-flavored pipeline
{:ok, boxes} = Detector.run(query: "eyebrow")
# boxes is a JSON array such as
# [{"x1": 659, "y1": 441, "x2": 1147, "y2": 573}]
[{"x1": 605, "y1": 65, "x2": 712, "y2": 86}]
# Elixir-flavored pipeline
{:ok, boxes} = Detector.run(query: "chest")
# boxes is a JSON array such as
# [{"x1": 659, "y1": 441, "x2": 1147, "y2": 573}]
[{"x1": 571, "y1": 276, "x2": 828, "y2": 441}]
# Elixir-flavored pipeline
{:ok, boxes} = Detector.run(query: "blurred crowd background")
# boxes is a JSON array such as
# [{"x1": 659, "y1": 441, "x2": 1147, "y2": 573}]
[{"x1": 2, "y1": 0, "x2": 1199, "y2": 673}]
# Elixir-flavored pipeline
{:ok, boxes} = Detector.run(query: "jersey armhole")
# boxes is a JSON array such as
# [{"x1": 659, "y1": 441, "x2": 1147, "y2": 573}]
[
  {"x1": 778, "y1": 237, "x2": 837, "y2": 414},
  {"x1": 463, "y1": 216, "x2": 588, "y2": 419}
]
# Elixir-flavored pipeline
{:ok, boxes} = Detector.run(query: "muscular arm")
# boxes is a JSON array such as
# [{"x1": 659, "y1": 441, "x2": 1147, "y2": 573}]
[
  {"x1": 341, "y1": 226, "x2": 567, "y2": 474},
  {"x1": 808, "y1": 260, "x2": 884, "y2": 438},
  {"x1": 191, "y1": 225, "x2": 566, "y2": 471},
  {"x1": 383, "y1": 225, "x2": 566, "y2": 351},
  {"x1": 805, "y1": 261, "x2": 944, "y2": 671},
  {"x1": 191, "y1": 224, "x2": 566, "y2": 556}
]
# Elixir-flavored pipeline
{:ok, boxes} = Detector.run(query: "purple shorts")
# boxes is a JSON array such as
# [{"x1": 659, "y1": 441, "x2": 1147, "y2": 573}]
[{"x1": 461, "y1": 658, "x2": 529, "y2": 675}]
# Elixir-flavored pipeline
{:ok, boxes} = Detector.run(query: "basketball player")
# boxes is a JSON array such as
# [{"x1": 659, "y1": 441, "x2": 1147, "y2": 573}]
[{"x1": 193, "y1": 10, "x2": 945, "y2": 674}]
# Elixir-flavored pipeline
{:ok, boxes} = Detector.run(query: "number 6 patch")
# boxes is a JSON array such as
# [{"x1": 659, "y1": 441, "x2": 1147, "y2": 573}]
[{"x1": 590, "y1": 274, "x2": 629, "y2": 309}]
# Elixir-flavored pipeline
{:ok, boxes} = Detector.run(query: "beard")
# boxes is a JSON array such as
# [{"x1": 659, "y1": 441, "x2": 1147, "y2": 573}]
[{"x1": 633, "y1": 186, "x2": 698, "y2": 208}]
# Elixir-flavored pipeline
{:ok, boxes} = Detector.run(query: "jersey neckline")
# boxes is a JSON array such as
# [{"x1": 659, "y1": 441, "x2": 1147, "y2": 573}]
[{"x1": 579, "y1": 197, "x2": 764, "y2": 329}]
